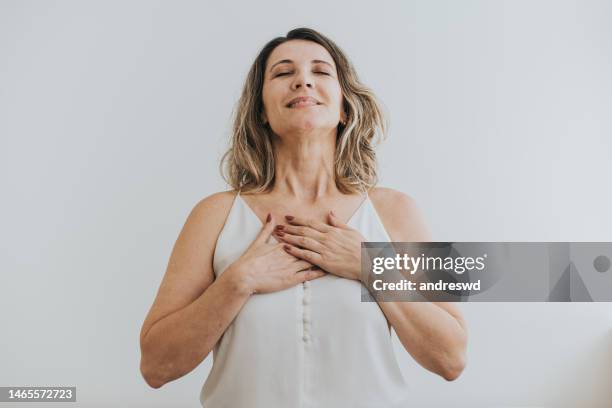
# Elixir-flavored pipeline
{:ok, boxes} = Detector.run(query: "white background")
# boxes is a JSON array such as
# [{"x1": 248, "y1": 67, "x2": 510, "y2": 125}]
[{"x1": 1, "y1": 1, "x2": 611, "y2": 407}]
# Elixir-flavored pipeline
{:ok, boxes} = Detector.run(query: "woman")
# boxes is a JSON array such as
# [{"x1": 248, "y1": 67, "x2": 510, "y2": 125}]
[{"x1": 139, "y1": 28, "x2": 468, "y2": 407}]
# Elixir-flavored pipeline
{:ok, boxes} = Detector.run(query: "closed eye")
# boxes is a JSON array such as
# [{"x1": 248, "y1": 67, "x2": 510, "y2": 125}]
[{"x1": 274, "y1": 71, "x2": 331, "y2": 78}]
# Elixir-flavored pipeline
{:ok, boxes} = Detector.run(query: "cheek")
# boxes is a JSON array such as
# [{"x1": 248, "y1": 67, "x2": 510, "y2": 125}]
[
  {"x1": 329, "y1": 84, "x2": 344, "y2": 112},
  {"x1": 262, "y1": 85, "x2": 284, "y2": 116},
  {"x1": 261, "y1": 88, "x2": 271, "y2": 112}
]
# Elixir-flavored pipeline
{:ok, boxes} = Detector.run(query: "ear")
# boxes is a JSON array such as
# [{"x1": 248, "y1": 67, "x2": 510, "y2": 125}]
[
  {"x1": 340, "y1": 110, "x2": 347, "y2": 125},
  {"x1": 261, "y1": 111, "x2": 268, "y2": 125}
]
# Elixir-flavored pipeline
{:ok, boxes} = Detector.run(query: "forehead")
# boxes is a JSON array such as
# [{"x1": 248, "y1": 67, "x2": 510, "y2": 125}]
[{"x1": 266, "y1": 39, "x2": 336, "y2": 69}]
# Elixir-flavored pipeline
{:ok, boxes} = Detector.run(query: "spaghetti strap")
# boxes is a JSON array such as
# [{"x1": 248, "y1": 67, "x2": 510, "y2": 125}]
[{"x1": 359, "y1": 183, "x2": 369, "y2": 198}]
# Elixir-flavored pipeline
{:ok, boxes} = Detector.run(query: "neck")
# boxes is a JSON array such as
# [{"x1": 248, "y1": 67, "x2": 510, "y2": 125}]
[{"x1": 270, "y1": 128, "x2": 339, "y2": 202}]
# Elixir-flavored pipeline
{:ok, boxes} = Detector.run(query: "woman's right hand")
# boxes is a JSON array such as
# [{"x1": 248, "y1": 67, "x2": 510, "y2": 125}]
[{"x1": 227, "y1": 214, "x2": 326, "y2": 295}]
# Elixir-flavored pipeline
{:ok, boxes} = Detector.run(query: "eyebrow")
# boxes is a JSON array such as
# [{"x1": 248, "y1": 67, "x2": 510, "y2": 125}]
[{"x1": 269, "y1": 59, "x2": 334, "y2": 72}]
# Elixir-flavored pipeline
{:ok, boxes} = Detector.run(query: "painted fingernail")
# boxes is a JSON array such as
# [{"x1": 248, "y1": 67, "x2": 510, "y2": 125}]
[
  {"x1": 283, "y1": 244, "x2": 291, "y2": 251},
  {"x1": 275, "y1": 231, "x2": 285, "y2": 237},
  {"x1": 275, "y1": 225, "x2": 284, "y2": 230},
  {"x1": 285, "y1": 215, "x2": 294, "y2": 221},
  {"x1": 266, "y1": 213, "x2": 271, "y2": 223}
]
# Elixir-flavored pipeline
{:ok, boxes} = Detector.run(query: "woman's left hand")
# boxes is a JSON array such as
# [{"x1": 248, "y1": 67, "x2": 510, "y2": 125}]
[{"x1": 273, "y1": 211, "x2": 366, "y2": 282}]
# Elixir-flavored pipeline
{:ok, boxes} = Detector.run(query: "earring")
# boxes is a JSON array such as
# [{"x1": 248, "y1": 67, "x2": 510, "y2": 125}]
[{"x1": 340, "y1": 112, "x2": 347, "y2": 126}]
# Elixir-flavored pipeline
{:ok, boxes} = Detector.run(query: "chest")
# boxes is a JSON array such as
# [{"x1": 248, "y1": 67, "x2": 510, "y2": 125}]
[
  {"x1": 240, "y1": 194, "x2": 366, "y2": 227},
  {"x1": 231, "y1": 275, "x2": 390, "y2": 338}
]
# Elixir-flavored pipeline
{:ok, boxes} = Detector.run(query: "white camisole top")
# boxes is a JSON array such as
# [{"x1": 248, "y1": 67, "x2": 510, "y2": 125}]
[{"x1": 200, "y1": 191, "x2": 411, "y2": 407}]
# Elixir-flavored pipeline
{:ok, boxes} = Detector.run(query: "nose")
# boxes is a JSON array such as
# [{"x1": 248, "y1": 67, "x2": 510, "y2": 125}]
[{"x1": 291, "y1": 70, "x2": 314, "y2": 91}]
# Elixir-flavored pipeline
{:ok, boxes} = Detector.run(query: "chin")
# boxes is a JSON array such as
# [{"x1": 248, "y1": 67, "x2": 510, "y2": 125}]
[{"x1": 289, "y1": 118, "x2": 335, "y2": 132}]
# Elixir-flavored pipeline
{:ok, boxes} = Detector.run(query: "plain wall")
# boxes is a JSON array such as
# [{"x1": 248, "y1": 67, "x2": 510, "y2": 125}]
[{"x1": 1, "y1": 1, "x2": 611, "y2": 406}]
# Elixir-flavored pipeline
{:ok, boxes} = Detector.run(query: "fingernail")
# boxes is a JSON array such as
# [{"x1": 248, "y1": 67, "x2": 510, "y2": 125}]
[
  {"x1": 330, "y1": 210, "x2": 335, "y2": 216},
  {"x1": 266, "y1": 213, "x2": 271, "y2": 223},
  {"x1": 275, "y1": 231, "x2": 285, "y2": 237},
  {"x1": 285, "y1": 215, "x2": 294, "y2": 221},
  {"x1": 283, "y1": 244, "x2": 291, "y2": 251},
  {"x1": 275, "y1": 225, "x2": 284, "y2": 230}
]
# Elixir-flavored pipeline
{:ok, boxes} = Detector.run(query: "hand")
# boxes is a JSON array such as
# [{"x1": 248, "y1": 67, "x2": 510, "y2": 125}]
[
  {"x1": 273, "y1": 211, "x2": 366, "y2": 282},
  {"x1": 228, "y1": 214, "x2": 327, "y2": 295}
]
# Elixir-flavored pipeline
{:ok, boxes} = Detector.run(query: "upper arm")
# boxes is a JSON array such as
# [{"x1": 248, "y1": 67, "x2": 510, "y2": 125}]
[
  {"x1": 139, "y1": 190, "x2": 237, "y2": 346},
  {"x1": 370, "y1": 187, "x2": 467, "y2": 332},
  {"x1": 433, "y1": 302, "x2": 468, "y2": 333}
]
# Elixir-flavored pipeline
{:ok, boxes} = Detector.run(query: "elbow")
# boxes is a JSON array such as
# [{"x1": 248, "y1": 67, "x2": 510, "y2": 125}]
[
  {"x1": 441, "y1": 352, "x2": 466, "y2": 382},
  {"x1": 139, "y1": 331, "x2": 172, "y2": 389},
  {"x1": 140, "y1": 356, "x2": 168, "y2": 389},
  {"x1": 441, "y1": 323, "x2": 468, "y2": 381},
  {"x1": 140, "y1": 361, "x2": 164, "y2": 389}
]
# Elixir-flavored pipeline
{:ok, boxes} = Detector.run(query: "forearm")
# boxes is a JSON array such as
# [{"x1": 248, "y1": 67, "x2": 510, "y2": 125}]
[
  {"x1": 140, "y1": 266, "x2": 251, "y2": 388},
  {"x1": 377, "y1": 301, "x2": 467, "y2": 380}
]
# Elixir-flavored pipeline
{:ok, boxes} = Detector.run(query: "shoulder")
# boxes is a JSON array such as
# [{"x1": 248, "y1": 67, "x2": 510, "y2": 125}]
[
  {"x1": 191, "y1": 190, "x2": 238, "y2": 217},
  {"x1": 368, "y1": 186, "x2": 431, "y2": 241},
  {"x1": 368, "y1": 187, "x2": 419, "y2": 219},
  {"x1": 183, "y1": 190, "x2": 238, "y2": 242},
  {"x1": 368, "y1": 186, "x2": 414, "y2": 206}
]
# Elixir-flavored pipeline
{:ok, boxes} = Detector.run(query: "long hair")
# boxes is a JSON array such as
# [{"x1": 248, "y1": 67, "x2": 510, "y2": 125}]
[{"x1": 220, "y1": 27, "x2": 388, "y2": 194}]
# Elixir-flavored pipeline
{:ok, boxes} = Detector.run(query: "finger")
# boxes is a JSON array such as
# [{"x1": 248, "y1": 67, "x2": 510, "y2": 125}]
[
  {"x1": 328, "y1": 210, "x2": 350, "y2": 229},
  {"x1": 275, "y1": 232, "x2": 325, "y2": 253},
  {"x1": 290, "y1": 259, "x2": 314, "y2": 272},
  {"x1": 275, "y1": 224, "x2": 325, "y2": 240},
  {"x1": 254, "y1": 212, "x2": 276, "y2": 245},
  {"x1": 284, "y1": 215, "x2": 331, "y2": 233},
  {"x1": 294, "y1": 268, "x2": 327, "y2": 284},
  {"x1": 283, "y1": 244, "x2": 322, "y2": 265}
]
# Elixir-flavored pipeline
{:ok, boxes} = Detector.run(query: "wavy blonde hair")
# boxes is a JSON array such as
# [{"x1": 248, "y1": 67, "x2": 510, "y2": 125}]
[{"x1": 220, "y1": 27, "x2": 388, "y2": 194}]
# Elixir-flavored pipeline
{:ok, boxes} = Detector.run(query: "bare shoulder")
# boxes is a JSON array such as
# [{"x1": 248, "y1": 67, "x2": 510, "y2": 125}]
[
  {"x1": 176, "y1": 189, "x2": 239, "y2": 263},
  {"x1": 368, "y1": 186, "x2": 415, "y2": 207},
  {"x1": 171, "y1": 189, "x2": 239, "y2": 271},
  {"x1": 188, "y1": 190, "x2": 238, "y2": 230},
  {"x1": 192, "y1": 190, "x2": 237, "y2": 214},
  {"x1": 368, "y1": 186, "x2": 431, "y2": 242},
  {"x1": 368, "y1": 186, "x2": 420, "y2": 219}
]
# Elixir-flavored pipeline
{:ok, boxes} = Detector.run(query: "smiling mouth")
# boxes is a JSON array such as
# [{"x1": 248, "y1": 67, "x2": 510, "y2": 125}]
[{"x1": 287, "y1": 100, "x2": 322, "y2": 108}]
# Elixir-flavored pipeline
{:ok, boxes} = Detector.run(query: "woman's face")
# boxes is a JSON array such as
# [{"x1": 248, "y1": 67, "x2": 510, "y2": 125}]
[{"x1": 262, "y1": 39, "x2": 345, "y2": 137}]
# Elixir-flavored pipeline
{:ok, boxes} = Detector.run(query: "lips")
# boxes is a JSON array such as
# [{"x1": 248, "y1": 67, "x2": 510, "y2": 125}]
[{"x1": 286, "y1": 96, "x2": 321, "y2": 108}]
